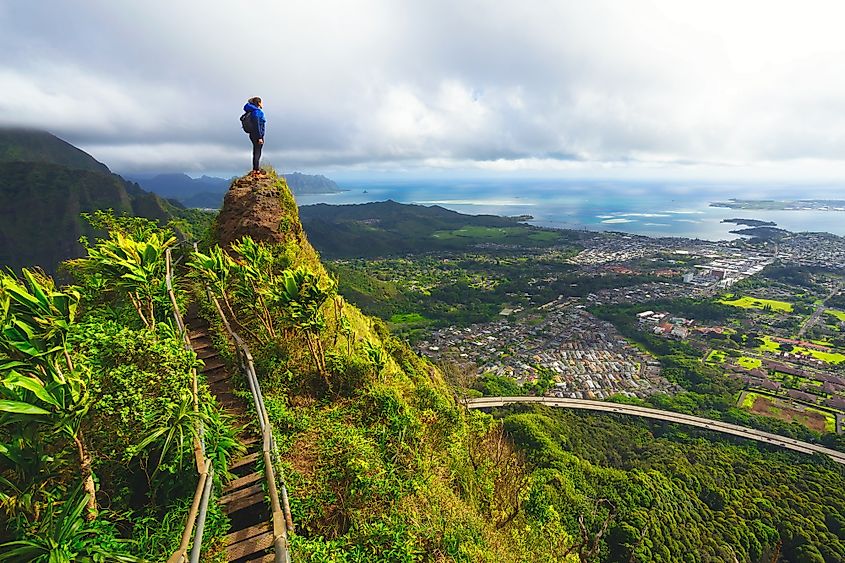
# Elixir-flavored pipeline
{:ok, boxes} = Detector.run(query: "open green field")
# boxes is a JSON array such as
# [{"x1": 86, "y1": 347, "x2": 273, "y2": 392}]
[
  {"x1": 739, "y1": 391, "x2": 756, "y2": 409},
  {"x1": 826, "y1": 309, "x2": 845, "y2": 322},
  {"x1": 795, "y1": 346, "x2": 845, "y2": 364},
  {"x1": 719, "y1": 295, "x2": 793, "y2": 313},
  {"x1": 389, "y1": 312, "x2": 431, "y2": 324},
  {"x1": 706, "y1": 350, "x2": 726, "y2": 363},
  {"x1": 756, "y1": 335, "x2": 845, "y2": 364},
  {"x1": 739, "y1": 391, "x2": 835, "y2": 432},
  {"x1": 432, "y1": 226, "x2": 541, "y2": 240},
  {"x1": 737, "y1": 356, "x2": 762, "y2": 369},
  {"x1": 527, "y1": 230, "x2": 561, "y2": 241},
  {"x1": 757, "y1": 335, "x2": 781, "y2": 353}
]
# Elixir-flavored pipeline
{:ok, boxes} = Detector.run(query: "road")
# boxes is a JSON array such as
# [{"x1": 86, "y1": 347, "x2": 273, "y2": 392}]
[
  {"x1": 798, "y1": 281, "x2": 844, "y2": 337},
  {"x1": 464, "y1": 396, "x2": 845, "y2": 465}
]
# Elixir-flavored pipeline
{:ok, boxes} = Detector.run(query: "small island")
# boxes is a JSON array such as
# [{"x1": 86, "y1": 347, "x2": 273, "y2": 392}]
[
  {"x1": 283, "y1": 172, "x2": 345, "y2": 194},
  {"x1": 729, "y1": 226, "x2": 790, "y2": 239},
  {"x1": 722, "y1": 218, "x2": 777, "y2": 227}
]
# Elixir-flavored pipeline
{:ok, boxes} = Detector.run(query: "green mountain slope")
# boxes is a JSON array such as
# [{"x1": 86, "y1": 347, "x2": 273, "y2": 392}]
[
  {"x1": 0, "y1": 129, "x2": 195, "y2": 272},
  {"x1": 205, "y1": 172, "x2": 529, "y2": 560},
  {"x1": 0, "y1": 128, "x2": 110, "y2": 174},
  {"x1": 0, "y1": 161, "x2": 175, "y2": 271},
  {"x1": 299, "y1": 200, "x2": 572, "y2": 257}
]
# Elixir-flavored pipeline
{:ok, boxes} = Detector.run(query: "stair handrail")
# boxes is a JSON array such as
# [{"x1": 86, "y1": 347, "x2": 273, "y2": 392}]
[
  {"x1": 209, "y1": 293, "x2": 293, "y2": 563},
  {"x1": 165, "y1": 247, "x2": 213, "y2": 563}
]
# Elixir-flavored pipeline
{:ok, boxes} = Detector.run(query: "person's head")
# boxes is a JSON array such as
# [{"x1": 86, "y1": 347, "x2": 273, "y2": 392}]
[{"x1": 248, "y1": 96, "x2": 262, "y2": 108}]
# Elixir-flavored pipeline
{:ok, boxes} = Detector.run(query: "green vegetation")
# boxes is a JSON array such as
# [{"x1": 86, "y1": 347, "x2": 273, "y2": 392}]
[
  {"x1": 389, "y1": 312, "x2": 431, "y2": 324},
  {"x1": 0, "y1": 215, "x2": 238, "y2": 561},
  {"x1": 739, "y1": 392, "x2": 836, "y2": 433},
  {"x1": 188, "y1": 175, "x2": 544, "y2": 560},
  {"x1": 825, "y1": 309, "x2": 845, "y2": 323},
  {"x1": 0, "y1": 128, "x2": 110, "y2": 174},
  {"x1": 797, "y1": 346, "x2": 845, "y2": 364},
  {"x1": 330, "y1": 252, "x2": 658, "y2": 338},
  {"x1": 498, "y1": 406, "x2": 845, "y2": 563},
  {"x1": 757, "y1": 335, "x2": 782, "y2": 352},
  {"x1": 590, "y1": 300, "x2": 844, "y2": 444},
  {"x1": 4, "y1": 162, "x2": 845, "y2": 561},
  {"x1": 0, "y1": 130, "x2": 215, "y2": 274},
  {"x1": 736, "y1": 356, "x2": 762, "y2": 369},
  {"x1": 706, "y1": 350, "x2": 726, "y2": 363},
  {"x1": 299, "y1": 200, "x2": 579, "y2": 258},
  {"x1": 754, "y1": 334, "x2": 845, "y2": 364},
  {"x1": 719, "y1": 295, "x2": 794, "y2": 312},
  {"x1": 432, "y1": 225, "x2": 560, "y2": 243},
  {"x1": 739, "y1": 392, "x2": 757, "y2": 409}
]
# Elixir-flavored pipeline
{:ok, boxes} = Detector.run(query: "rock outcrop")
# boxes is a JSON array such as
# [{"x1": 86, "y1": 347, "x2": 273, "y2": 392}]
[{"x1": 214, "y1": 172, "x2": 306, "y2": 250}]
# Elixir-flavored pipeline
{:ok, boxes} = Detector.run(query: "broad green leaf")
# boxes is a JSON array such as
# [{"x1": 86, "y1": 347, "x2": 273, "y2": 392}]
[
  {"x1": 4, "y1": 372, "x2": 60, "y2": 408},
  {"x1": 0, "y1": 400, "x2": 50, "y2": 415}
]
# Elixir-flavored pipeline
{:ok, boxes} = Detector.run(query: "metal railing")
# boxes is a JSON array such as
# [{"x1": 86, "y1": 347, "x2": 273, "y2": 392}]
[
  {"x1": 164, "y1": 246, "x2": 294, "y2": 563},
  {"x1": 210, "y1": 294, "x2": 294, "y2": 563},
  {"x1": 165, "y1": 247, "x2": 214, "y2": 563}
]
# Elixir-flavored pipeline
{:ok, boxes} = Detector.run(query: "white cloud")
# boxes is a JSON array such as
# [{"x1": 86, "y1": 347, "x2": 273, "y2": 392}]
[{"x1": 2, "y1": 0, "x2": 845, "y2": 177}]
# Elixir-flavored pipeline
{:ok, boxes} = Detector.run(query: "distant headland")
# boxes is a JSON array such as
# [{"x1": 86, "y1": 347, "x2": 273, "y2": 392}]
[{"x1": 712, "y1": 199, "x2": 845, "y2": 211}]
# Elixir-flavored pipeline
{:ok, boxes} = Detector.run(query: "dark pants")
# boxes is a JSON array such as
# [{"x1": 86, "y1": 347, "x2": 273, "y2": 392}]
[{"x1": 250, "y1": 135, "x2": 263, "y2": 171}]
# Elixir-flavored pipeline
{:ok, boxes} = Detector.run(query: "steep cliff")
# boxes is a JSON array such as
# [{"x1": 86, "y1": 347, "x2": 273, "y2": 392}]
[
  {"x1": 214, "y1": 173, "x2": 305, "y2": 250},
  {"x1": 210, "y1": 170, "x2": 524, "y2": 561}
]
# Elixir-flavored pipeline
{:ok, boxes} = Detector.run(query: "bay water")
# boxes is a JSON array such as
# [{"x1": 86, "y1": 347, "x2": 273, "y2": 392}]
[{"x1": 294, "y1": 179, "x2": 845, "y2": 241}]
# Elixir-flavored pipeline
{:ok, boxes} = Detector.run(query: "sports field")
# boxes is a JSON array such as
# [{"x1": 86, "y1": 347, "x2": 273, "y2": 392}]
[
  {"x1": 736, "y1": 356, "x2": 762, "y2": 369},
  {"x1": 719, "y1": 296, "x2": 793, "y2": 313}
]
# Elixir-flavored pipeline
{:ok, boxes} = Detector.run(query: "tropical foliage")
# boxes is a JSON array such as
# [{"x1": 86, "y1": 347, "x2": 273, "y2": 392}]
[{"x1": 0, "y1": 214, "x2": 238, "y2": 561}]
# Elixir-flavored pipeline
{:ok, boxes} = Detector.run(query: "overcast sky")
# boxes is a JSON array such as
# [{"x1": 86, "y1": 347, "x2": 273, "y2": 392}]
[{"x1": 2, "y1": 0, "x2": 845, "y2": 180}]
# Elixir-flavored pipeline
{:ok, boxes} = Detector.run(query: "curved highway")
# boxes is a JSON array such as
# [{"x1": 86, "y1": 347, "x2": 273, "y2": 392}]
[{"x1": 464, "y1": 396, "x2": 845, "y2": 465}]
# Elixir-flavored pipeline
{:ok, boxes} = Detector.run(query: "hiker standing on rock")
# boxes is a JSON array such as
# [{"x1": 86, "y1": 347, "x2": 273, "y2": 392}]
[{"x1": 241, "y1": 97, "x2": 266, "y2": 177}]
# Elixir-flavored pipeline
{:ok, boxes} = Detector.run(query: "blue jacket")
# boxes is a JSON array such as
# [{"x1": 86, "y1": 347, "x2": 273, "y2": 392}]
[{"x1": 243, "y1": 102, "x2": 266, "y2": 139}]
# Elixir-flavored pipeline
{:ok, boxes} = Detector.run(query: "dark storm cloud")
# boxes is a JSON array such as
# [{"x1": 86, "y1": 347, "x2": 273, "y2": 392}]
[{"x1": 2, "y1": 0, "x2": 845, "y2": 178}]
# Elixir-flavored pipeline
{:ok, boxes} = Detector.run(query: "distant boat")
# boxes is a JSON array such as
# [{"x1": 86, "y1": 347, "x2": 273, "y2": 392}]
[{"x1": 363, "y1": 190, "x2": 368, "y2": 193}]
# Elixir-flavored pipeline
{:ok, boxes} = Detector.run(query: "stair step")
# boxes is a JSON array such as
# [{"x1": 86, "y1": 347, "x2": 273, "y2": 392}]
[
  {"x1": 198, "y1": 349, "x2": 219, "y2": 361},
  {"x1": 225, "y1": 520, "x2": 272, "y2": 545},
  {"x1": 230, "y1": 452, "x2": 261, "y2": 470},
  {"x1": 191, "y1": 336, "x2": 214, "y2": 350},
  {"x1": 206, "y1": 369, "x2": 232, "y2": 384},
  {"x1": 250, "y1": 553, "x2": 277, "y2": 563},
  {"x1": 200, "y1": 357, "x2": 226, "y2": 372},
  {"x1": 224, "y1": 490, "x2": 266, "y2": 515},
  {"x1": 221, "y1": 483, "x2": 264, "y2": 506},
  {"x1": 215, "y1": 392, "x2": 238, "y2": 405},
  {"x1": 225, "y1": 471, "x2": 263, "y2": 493},
  {"x1": 240, "y1": 436, "x2": 260, "y2": 447},
  {"x1": 226, "y1": 530, "x2": 273, "y2": 560},
  {"x1": 188, "y1": 329, "x2": 208, "y2": 340}
]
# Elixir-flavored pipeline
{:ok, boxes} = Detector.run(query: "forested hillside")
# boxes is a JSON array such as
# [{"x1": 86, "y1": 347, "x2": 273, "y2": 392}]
[
  {"x1": 0, "y1": 171, "x2": 575, "y2": 561},
  {"x1": 299, "y1": 200, "x2": 575, "y2": 257},
  {"x1": 0, "y1": 129, "x2": 209, "y2": 272},
  {"x1": 0, "y1": 128, "x2": 110, "y2": 174},
  {"x1": 498, "y1": 405, "x2": 845, "y2": 562}
]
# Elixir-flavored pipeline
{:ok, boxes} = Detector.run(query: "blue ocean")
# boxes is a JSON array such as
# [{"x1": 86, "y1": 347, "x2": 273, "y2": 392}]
[{"x1": 293, "y1": 179, "x2": 845, "y2": 241}]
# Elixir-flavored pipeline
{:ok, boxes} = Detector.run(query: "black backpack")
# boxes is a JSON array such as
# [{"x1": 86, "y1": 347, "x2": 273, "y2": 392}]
[{"x1": 240, "y1": 111, "x2": 255, "y2": 134}]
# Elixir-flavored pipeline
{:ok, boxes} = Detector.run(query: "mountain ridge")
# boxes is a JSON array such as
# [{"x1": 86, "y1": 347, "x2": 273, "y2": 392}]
[
  {"x1": 0, "y1": 128, "x2": 184, "y2": 272},
  {"x1": 0, "y1": 127, "x2": 111, "y2": 174}
]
